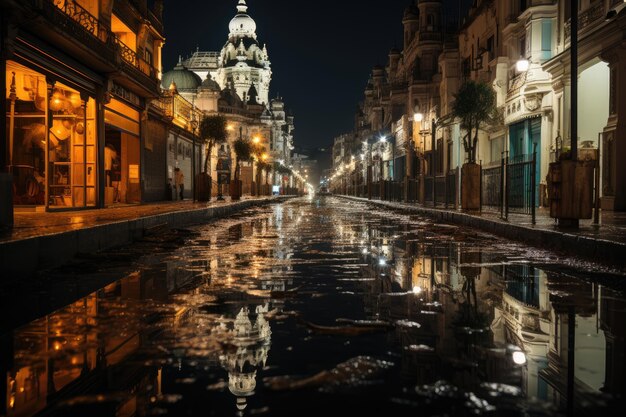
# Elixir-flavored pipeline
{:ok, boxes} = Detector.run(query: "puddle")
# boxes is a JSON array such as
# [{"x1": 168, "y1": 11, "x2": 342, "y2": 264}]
[{"x1": 1, "y1": 197, "x2": 624, "y2": 416}]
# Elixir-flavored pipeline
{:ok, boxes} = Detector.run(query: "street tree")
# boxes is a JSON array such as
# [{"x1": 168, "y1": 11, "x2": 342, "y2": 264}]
[
  {"x1": 452, "y1": 80, "x2": 500, "y2": 210},
  {"x1": 199, "y1": 115, "x2": 228, "y2": 174},
  {"x1": 452, "y1": 80, "x2": 499, "y2": 164},
  {"x1": 233, "y1": 137, "x2": 252, "y2": 181}
]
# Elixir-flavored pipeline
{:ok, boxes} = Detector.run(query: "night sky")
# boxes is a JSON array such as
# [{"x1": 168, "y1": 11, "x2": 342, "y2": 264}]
[{"x1": 163, "y1": 0, "x2": 468, "y2": 178}]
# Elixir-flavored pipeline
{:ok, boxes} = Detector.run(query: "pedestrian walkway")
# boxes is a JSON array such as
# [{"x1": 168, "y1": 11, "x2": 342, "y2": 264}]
[
  {"x1": 339, "y1": 196, "x2": 626, "y2": 268},
  {"x1": 2, "y1": 197, "x2": 269, "y2": 243},
  {"x1": 0, "y1": 196, "x2": 294, "y2": 277}
]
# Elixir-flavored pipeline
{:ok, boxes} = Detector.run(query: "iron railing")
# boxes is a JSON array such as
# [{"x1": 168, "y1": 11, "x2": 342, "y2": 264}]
[
  {"x1": 43, "y1": 0, "x2": 157, "y2": 80},
  {"x1": 481, "y1": 160, "x2": 503, "y2": 209},
  {"x1": 446, "y1": 169, "x2": 457, "y2": 208},
  {"x1": 407, "y1": 178, "x2": 420, "y2": 203},
  {"x1": 424, "y1": 177, "x2": 433, "y2": 204}
]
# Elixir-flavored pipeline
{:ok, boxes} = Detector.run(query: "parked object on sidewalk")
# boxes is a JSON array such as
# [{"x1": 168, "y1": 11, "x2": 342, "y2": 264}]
[
  {"x1": 462, "y1": 163, "x2": 481, "y2": 211},
  {"x1": 195, "y1": 172, "x2": 212, "y2": 202},
  {"x1": 549, "y1": 159, "x2": 594, "y2": 221}
]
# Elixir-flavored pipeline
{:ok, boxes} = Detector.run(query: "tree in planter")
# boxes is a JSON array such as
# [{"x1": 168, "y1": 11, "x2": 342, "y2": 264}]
[
  {"x1": 256, "y1": 160, "x2": 271, "y2": 195},
  {"x1": 231, "y1": 137, "x2": 252, "y2": 199},
  {"x1": 263, "y1": 162, "x2": 273, "y2": 193},
  {"x1": 274, "y1": 162, "x2": 290, "y2": 194},
  {"x1": 199, "y1": 115, "x2": 228, "y2": 175},
  {"x1": 452, "y1": 80, "x2": 500, "y2": 210}
]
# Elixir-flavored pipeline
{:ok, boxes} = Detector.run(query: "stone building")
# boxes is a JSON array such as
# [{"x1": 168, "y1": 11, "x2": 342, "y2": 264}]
[
  {"x1": 1, "y1": 0, "x2": 165, "y2": 218},
  {"x1": 160, "y1": 0, "x2": 295, "y2": 193},
  {"x1": 335, "y1": 0, "x2": 626, "y2": 212}
]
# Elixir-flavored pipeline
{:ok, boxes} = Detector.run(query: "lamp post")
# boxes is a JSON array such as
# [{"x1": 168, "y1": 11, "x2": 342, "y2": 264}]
[
  {"x1": 431, "y1": 118, "x2": 436, "y2": 206},
  {"x1": 190, "y1": 114, "x2": 199, "y2": 203},
  {"x1": 413, "y1": 111, "x2": 425, "y2": 204}
]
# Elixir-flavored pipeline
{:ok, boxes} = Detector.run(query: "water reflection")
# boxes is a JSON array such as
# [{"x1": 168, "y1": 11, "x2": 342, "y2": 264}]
[
  {"x1": 356, "y1": 215, "x2": 625, "y2": 413},
  {"x1": 1, "y1": 198, "x2": 624, "y2": 416}
]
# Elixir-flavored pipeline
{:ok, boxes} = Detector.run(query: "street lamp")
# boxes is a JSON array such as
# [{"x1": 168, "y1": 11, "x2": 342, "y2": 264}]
[
  {"x1": 516, "y1": 57, "x2": 530, "y2": 72},
  {"x1": 413, "y1": 112, "x2": 424, "y2": 122},
  {"x1": 190, "y1": 114, "x2": 199, "y2": 202},
  {"x1": 379, "y1": 134, "x2": 395, "y2": 181}
]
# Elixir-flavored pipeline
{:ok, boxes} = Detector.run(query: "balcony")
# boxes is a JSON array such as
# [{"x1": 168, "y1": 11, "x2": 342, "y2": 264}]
[
  {"x1": 564, "y1": 1, "x2": 605, "y2": 42},
  {"x1": 29, "y1": 0, "x2": 159, "y2": 95},
  {"x1": 34, "y1": 0, "x2": 117, "y2": 67}
]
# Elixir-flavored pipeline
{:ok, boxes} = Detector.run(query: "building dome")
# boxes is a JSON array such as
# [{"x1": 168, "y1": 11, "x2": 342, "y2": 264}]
[
  {"x1": 200, "y1": 73, "x2": 221, "y2": 92},
  {"x1": 403, "y1": 4, "x2": 419, "y2": 21},
  {"x1": 162, "y1": 61, "x2": 202, "y2": 92},
  {"x1": 229, "y1": 0, "x2": 257, "y2": 39}
]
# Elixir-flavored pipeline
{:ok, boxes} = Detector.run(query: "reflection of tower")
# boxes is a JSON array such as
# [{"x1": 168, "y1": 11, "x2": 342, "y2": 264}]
[{"x1": 219, "y1": 304, "x2": 271, "y2": 416}]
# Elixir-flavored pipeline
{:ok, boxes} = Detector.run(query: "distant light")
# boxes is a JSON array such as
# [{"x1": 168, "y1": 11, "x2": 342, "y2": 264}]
[
  {"x1": 516, "y1": 58, "x2": 530, "y2": 72},
  {"x1": 379, "y1": 258, "x2": 387, "y2": 266},
  {"x1": 413, "y1": 112, "x2": 423, "y2": 122},
  {"x1": 512, "y1": 351, "x2": 527, "y2": 365},
  {"x1": 379, "y1": 136, "x2": 387, "y2": 143},
  {"x1": 362, "y1": 248, "x2": 368, "y2": 255},
  {"x1": 412, "y1": 286, "x2": 422, "y2": 294}
]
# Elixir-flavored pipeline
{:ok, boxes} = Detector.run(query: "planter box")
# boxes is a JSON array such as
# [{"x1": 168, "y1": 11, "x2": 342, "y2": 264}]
[
  {"x1": 230, "y1": 180, "x2": 242, "y2": 200},
  {"x1": 548, "y1": 160, "x2": 594, "y2": 219},
  {"x1": 195, "y1": 173, "x2": 212, "y2": 202},
  {"x1": 461, "y1": 163, "x2": 481, "y2": 211}
]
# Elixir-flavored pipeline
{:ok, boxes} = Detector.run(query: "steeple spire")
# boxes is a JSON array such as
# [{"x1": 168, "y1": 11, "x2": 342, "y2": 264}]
[{"x1": 237, "y1": 0, "x2": 248, "y2": 14}]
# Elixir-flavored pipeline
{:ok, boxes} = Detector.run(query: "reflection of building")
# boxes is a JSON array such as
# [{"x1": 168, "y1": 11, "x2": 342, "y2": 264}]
[
  {"x1": 2, "y1": 0, "x2": 165, "y2": 210},
  {"x1": 219, "y1": 305, "x2": 271, "y2": 416},
  {"x1": 491, "y1": 265, "x2": 550, "y2": 400}
]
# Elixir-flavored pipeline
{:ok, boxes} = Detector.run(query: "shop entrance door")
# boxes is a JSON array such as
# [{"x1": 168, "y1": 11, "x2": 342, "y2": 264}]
[{"x1": 104, "y1": 129, "x2": 141, "y2": 205}]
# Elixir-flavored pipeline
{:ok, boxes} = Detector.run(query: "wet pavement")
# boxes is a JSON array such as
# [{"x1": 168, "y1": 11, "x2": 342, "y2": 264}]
[
  {"x1": 2, "y1": 197, "x2": 276, "y2": 243},
  {"x1": 1, "y1": 197, "x2": 625, "y2": 417}
]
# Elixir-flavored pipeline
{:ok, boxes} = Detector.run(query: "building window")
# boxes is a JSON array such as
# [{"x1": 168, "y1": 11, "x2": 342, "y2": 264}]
[
  {"x1": 541, "y1": 20, "x2": 552, "y2": 54},
  {"x1": 486, "y1": 35, "x2": 494, "y2": 61},
  {"x1": 144, "y1": 49, "x2": 153, "y2": 66}
]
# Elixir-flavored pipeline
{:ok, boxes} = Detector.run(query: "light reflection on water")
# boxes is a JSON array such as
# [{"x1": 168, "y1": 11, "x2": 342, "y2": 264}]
[{"x1": 1, "y1": 197, "x2": 624, "y2": 416}]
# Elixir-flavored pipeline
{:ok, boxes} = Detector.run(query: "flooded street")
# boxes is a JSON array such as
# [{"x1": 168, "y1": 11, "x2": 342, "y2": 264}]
[{"x1": 1, "y1": 197, "x2": 624, "y2": 417}]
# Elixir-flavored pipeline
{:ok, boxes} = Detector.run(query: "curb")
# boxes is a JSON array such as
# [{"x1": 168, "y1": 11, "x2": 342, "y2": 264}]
[
  {"x1": 339, "y1": 196, "x2": 626, "y2": 269},
  {"x1": 0, "y1": 197, "x2": 294, "y2": 279}
]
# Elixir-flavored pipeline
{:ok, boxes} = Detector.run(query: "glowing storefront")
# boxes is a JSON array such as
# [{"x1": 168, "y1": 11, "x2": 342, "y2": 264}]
[{"x1": 5, "y1": 61, "x2": 97, "y2": 210}]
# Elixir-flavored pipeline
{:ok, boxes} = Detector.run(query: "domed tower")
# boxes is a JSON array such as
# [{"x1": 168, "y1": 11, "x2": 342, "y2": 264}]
[
  {"x1": 215, "y1": 0, "x2": 272, "y2": 105},
  {"x1": 417, "y1": 0, "x2": 442, "y2": 36},
  {"x1": 196, "y1": 73, "x2": 221, "y2": 112},
  {"x1": 161, "y1": 60, "x2": 202, "y2": 102},
  {"x1": 416, "y1": 0, "x2": 443, "y2": 80},
  {"x1": 388, "y1": 47, "x2": 401, "y2": 75},
  {"x1": 402, "y1": 2, "x2": 420, "y2": 49}
]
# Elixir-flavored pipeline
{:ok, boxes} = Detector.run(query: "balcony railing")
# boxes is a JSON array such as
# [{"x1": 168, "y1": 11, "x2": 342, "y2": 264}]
[
  {"x1": 37, "y1": 0, "x2": 157, "y2": 82},
  {"x1": 114, "y1": 37, "x2": 156, "y2": 79},
  {"x1": 564, "y1": 1, "x2": 605, "y2": 41}
]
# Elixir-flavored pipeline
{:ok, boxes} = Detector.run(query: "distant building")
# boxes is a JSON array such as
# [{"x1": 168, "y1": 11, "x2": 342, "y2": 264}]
[{"x1": 160, "y1": 0, "x2": 296, "y2": 192}]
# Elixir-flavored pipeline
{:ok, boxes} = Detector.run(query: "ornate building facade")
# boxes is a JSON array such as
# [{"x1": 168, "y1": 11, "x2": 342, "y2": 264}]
[{"x1": 160, "y1": 0, "x2": 294, "y2": 194}]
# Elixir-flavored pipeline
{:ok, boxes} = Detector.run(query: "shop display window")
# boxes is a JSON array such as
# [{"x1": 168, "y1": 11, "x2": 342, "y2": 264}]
[{"x1": 5, "y1": 61, "x2": 97, "y2": 209}]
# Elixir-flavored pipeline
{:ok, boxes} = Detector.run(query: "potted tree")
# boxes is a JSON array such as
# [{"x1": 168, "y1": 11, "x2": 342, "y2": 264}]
[
  {"x1": 263, "y1": 162, "x2": 273, "y2": 195},
  {"x1": 452, "y1": 81, "x2": 499, "y2": 211},
  {"x1": 231, "y1": 137, "x2": 251, "y2": 200},
  {"x1": 198, "y1": 115, "x2": 227, "y2": 202}
]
